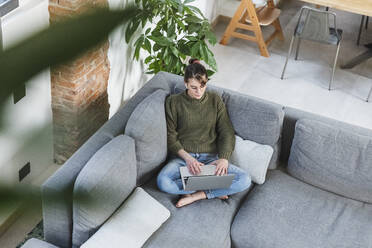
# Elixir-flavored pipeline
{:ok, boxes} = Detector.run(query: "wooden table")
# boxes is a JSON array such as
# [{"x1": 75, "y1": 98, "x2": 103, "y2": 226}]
[
  {"x1": 300, "y1": 0, "x2": 372, "y2": 69},
  {"x1": 300, "y1": 0, "x2": 372, "y2": 17}
]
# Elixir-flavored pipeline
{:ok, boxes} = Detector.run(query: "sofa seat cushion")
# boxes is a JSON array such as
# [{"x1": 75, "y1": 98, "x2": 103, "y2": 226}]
[
  {"x1": 231, "y1": 170, "x2": 372, "y2": 248},
  {"x1": 141, "y1": 177, "x2": 252, "y2": 248}
]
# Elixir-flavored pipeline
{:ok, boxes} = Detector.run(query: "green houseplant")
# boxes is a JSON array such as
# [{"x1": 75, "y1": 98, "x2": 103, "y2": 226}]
[{"x1": 125, "y1": 0, "x2": 218, "y2": 76}]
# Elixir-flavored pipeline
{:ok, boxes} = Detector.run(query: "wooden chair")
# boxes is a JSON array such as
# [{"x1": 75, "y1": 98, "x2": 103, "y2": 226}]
[{"x1": 220, "y1": 0, "x2": 284, "y2": 57}]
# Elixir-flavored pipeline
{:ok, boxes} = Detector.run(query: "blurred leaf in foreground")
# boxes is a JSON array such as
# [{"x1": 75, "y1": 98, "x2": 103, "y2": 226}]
[{"x1": 0, "y1": 4, "x2": 139, "y2": 106}]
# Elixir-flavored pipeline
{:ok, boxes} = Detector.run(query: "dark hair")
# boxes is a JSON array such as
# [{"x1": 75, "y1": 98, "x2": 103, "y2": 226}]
[{"x1": 184, "y1": 58, "x2": 208, "y2": 86}]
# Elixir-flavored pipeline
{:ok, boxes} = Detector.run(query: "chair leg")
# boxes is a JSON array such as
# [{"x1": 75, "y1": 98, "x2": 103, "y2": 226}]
[
  {"x1": 367, "y1": 85, "x2": 372, "y2": 102},
  {"x1": 281, "y1": 35, "x2": 295, "y2": 80},
  {"x1": 330, "y1": 41, "x2": 341, "y2": 90},
  {"x1": 366, "y1": 16, "x2": 369, "y2": 29},
  {"x1": 357, "y1": 15, "x2": 365, "y2": 46},
  {"x1": 295, "y1": 38, "x2": 302, "y2": 60}
]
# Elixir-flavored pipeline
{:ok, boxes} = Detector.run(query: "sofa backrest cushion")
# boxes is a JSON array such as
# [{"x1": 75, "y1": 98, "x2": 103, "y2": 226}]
[
  {"x1": 125, "y1": 89, "x2": 168, "y2": 185},
  {"x1": 288, "y1": 119, "x2": 372, "y2": 203},
  {"x1": 223, "y1": 91, "x2": 284, "y2": 169},
  {"x1": 72, "y1": 134, "x2": 137, "y2": 248}
]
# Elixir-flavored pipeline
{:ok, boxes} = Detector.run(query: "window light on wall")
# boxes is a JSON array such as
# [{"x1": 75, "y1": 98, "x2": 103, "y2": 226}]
[{"x1": 0, "y1": 0, "x2": 25, "y2": 104}]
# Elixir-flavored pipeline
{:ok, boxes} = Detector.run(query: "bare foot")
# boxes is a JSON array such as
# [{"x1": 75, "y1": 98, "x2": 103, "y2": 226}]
[
  {"x1": 176, "y1": 191, "x2": 206, "y2": 208},
  {"x1": 218, "y1": 195, "x2": 229, "y2": 200}
]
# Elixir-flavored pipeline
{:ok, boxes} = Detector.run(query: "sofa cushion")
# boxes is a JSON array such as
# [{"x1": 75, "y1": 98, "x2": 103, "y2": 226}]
[
  {"x1": 125, "y1": 89, "x2": 168, "y2": 185},
  {"x1": 280, "y1": 106, "x2": 372, "y2": 166},
  {"x1": 141, "y1": 177, "x2": 252, "y2": 248},
  {"x1": 288, "y1": 119, "x2": 372, "y2": 203},
  {"x1": 81, "y1": 187, "x2": 170, "y2": 248},
  {"x1": 231, "y1": 170, "x2": 372, "y2": 248},
  {"x1": 230, "y1": 135, "x2": 273, "y2": 184},
  {"x1": 223, "y1": 90, "x2": 284, "y2": 169},
  {"x1": 21, "y1": 238, "x2": 59, "y2": 248},
  {"x1": 72, "y1": 135, "x2": 137, "y2": 248}
]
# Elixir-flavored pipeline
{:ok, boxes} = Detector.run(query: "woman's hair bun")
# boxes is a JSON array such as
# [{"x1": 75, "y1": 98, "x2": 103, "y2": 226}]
[{"x1": 189, "y1": 58, "x2": 200, "y2": 65}]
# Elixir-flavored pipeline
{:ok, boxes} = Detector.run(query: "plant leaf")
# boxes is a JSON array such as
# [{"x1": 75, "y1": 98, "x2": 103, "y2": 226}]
[
  {"x1": 205, "y1": 30, "x2": 217, "y2": 45},
  {"x1": 191, "y1": 42, "x2": 200, "y2": 57},
  {"x1": 125, "y1": 19, "x2": 141, "y2": 43},
  {"x1": 143, "y1": 38, "x2": 152, "y2": 53},
  {"x1": 206, "y1": 48, "x2": 217, "y2": 71},
  {"x1": 187, "y1": 5, "x2": 206, "y2": 19},
  {"x1": 206, "y1": 69, "x2": 215, "y2": 77},
  {"x1": 148, "y1": 35, "x2": 173, "y2": 46},
  {"x1": 133, "y1": 35, "x2": 144, "y2": 60}
]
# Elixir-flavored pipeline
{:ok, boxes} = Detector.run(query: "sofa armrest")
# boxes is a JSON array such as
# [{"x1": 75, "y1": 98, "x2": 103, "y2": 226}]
[
  {"x1": 41, "y1": 72, "x2": 178, "y2": 247},
  {"x1": 42, "y1": 131, "x2": 113, "y2": 248}
]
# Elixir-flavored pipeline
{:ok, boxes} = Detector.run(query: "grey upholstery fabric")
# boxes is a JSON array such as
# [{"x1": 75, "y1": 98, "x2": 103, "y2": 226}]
[
  {"x1": 42, "y1": 131, "x2": 113, "y2": 248},
  {"x1": 288, "y1": 119, "x2": 372, "y2": 204},
  {"x1": 41, "y1": 72, "x2": 176, "y2": 247},
  {"x1": 280, "y1": 106, "x2": 372, "y2": 165},
  {"x1": 222, "y1": 91, "x2": 284, "y2": 169},
  {"x1": 72, "y1": 135, "x2": 137, "y2": 248},
  {"x1": 21, "y1": 238, "x2": 59, "y2": 248},
  {"x1": 231, "y1": 170, "x2": 372, "y2": 248},
  {"x1": 125, "y1": 89, "x2": 168, "y2": 185},
  {"x1": 142, "y1": 178, "x2": 253, "y2": 248}
]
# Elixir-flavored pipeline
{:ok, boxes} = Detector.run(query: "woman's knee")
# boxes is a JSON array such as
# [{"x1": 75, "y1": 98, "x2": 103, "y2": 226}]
[
  {"x1": 157, "y1": 174, "x2": 177, "y2": 194},
  {"x1": 241, "y1": 172, "x2": 252, "y2": 190},
  {"x1": 236, "y1": 172, "x2": 252, "y2": 191}
]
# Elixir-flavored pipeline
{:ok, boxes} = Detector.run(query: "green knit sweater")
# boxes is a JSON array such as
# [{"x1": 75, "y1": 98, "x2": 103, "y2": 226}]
[{"x1": 165, "y1": 90, "x2": 235, "y2": 160}]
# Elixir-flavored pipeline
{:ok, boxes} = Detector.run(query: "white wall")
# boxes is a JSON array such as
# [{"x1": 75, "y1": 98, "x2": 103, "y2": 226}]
[
  {"x1": 191, "y1": 0, "x2": 219, "y2": 22},
  {"x1": 107, "y1": 0, "x2": 151, "y2": 117},
  {"x1": 0, "y1": 0, "x2": 53, "y2": 185}
]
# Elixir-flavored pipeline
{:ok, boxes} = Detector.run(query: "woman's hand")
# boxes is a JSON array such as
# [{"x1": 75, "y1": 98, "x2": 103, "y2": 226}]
[
  {"x1": 210, "y1": 159, "x2": 229, "y2": 176},
  {"x1": 185, "y1": 157, "x2": 204, "y2": 175}
]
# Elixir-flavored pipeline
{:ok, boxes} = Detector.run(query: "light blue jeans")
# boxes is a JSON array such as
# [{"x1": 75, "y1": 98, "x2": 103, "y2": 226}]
[{"x1": 157, "y1": 153, "x2": 251, "y2": 199}]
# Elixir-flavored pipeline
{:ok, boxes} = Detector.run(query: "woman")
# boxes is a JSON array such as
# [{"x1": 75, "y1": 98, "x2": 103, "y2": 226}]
[{"x1": 157, "y1": 59, "x2": 251, "y2": 208}]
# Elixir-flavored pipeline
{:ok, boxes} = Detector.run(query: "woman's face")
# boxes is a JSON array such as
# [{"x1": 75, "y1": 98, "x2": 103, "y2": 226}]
[{"x1": 185, "y1": 78, "x2": 207, "y2": 100}]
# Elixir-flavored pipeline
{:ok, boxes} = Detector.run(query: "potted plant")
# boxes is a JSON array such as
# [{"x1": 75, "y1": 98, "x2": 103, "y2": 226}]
[{"x1": 125, "y1": 0, "x2": 218, "y2": 76}]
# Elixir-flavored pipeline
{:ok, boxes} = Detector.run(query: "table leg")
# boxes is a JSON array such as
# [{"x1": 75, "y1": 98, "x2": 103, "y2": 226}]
[
  {"x1": 341, "y1": 44, "x2": 372, "y2": 69},
  {"x1": 357, "y1": 16, "x2": 365, "y2": 46}
]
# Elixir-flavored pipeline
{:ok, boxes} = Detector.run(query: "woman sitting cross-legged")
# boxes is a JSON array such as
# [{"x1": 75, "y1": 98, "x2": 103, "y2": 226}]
[{"x1": 157, "y1": 59, "x2": 251, "y2": 208}]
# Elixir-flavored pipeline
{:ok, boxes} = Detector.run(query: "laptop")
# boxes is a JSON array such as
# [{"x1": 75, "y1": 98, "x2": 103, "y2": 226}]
[{"x1": 179, "y1": 164, "x2": 235, "y2": 191}]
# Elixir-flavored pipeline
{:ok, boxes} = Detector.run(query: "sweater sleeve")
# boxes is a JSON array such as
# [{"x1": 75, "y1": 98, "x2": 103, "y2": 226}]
[
  {"x1": 165, "y1": 96, "x2": 184, "y2": 154},
  {"x1": 216, "y1": 96, "x2": 235, "y2": 160}
]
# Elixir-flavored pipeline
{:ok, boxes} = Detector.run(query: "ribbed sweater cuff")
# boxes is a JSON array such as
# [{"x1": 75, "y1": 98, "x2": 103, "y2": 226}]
[
  {"x1": 169, "y1": 142, "x2": 184, "y2": 155},
  {"x1": 218, "y1": 151, "x2": 232, "y2": 160}
]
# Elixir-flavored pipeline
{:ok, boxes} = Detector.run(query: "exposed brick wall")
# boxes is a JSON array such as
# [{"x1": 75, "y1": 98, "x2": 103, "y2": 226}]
[{"x1": 49, "y1": 0, "x2": 110, "y2": 164}]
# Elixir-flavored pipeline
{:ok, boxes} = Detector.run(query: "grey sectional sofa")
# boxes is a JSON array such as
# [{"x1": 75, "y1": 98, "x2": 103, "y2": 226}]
[{"x1": 22, "y1": 72, "x2": 372, "y2": 248}]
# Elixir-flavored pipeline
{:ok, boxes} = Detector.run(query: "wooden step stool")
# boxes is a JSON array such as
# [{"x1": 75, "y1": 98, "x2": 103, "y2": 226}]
[{"x1": 220, "y1": 0, "x2": 284, "y2": 57}]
